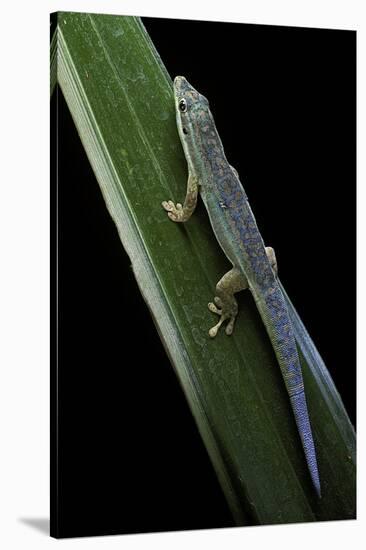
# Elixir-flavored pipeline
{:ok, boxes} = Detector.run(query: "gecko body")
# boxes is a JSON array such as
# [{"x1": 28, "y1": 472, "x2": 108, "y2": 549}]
[{"x1": 162, "y1": 76, "x2": 321, "y2": 497}]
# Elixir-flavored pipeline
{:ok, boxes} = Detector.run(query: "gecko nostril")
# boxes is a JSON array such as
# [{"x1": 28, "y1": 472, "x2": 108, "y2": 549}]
[{"x1": 183, "y1": 127, "x2": 188, "y2": 135}]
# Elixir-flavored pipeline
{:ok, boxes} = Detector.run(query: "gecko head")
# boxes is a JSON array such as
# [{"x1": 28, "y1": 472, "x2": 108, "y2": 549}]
[{"x1": 173, "y1": 76, "x2": 210, "y2": 140}]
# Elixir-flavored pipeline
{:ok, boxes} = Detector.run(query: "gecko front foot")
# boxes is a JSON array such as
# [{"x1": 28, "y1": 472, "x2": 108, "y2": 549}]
[
  {"x1": 208, "y1": 295, "x2": 238, "y2": 338},
  {"x1": 208, "y1": 267, "x2": 248, "y2": 338},
  {"x1": 162, "y1": 200, "x2": 187, "y2": 222}
]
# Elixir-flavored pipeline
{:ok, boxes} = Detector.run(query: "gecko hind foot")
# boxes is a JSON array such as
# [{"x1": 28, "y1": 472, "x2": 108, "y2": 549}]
[
  {"x1": 208, "y1": 268, "x2": 247, "y2": 338},
  {"x1": 208, "y1": 296, "x2": 238, "y2": 338}
]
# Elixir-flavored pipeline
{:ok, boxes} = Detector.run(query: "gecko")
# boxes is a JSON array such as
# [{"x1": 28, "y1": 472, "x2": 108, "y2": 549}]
[{"x1": 162, "y1": 75, "x2": 321, "y2": 497}]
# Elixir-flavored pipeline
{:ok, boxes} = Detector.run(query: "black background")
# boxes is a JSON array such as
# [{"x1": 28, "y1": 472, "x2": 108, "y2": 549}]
[{"x1": 51, "y1": 16, "x2": 356, "y2": 538}]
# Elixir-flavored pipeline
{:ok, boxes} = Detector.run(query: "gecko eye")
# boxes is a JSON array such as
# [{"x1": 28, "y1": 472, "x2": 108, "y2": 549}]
[{"x1": 178, "y1": 98, "x2": 187, "y2": 112}]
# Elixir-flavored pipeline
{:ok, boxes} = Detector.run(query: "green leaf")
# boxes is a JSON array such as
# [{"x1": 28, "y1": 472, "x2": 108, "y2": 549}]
[{"x1": 53, "y1": 11, "x2": 355, "y2": 525}]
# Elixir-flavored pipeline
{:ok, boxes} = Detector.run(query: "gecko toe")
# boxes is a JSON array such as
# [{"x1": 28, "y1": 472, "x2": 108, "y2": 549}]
[
  {"x1": 209, "y1": 321, "x2": 223, "y2": 337},
  {"x1": 209, "y1": 316, "x2": 227, "y2": 338},
  {"x1": 225, "y1": 318, "x2": 235, "y2": 335},
  {"x1": 214, "y1": 296, "x2": 223, "y2": 308},
  {"x1": 162, "y1": 200, "x2": 175, "y2": 211},
  {"x1": 208, "y1": 302, "x2": 221, "y2": 315}
]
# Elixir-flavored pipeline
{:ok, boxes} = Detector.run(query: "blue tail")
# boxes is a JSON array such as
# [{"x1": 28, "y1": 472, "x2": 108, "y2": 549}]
[
  {"x1": 256, "y1": 285, "x2": 321, "y2": 497},
  {"x1": 290, "y1": 391, "x2": 321, "y2": 497}
]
